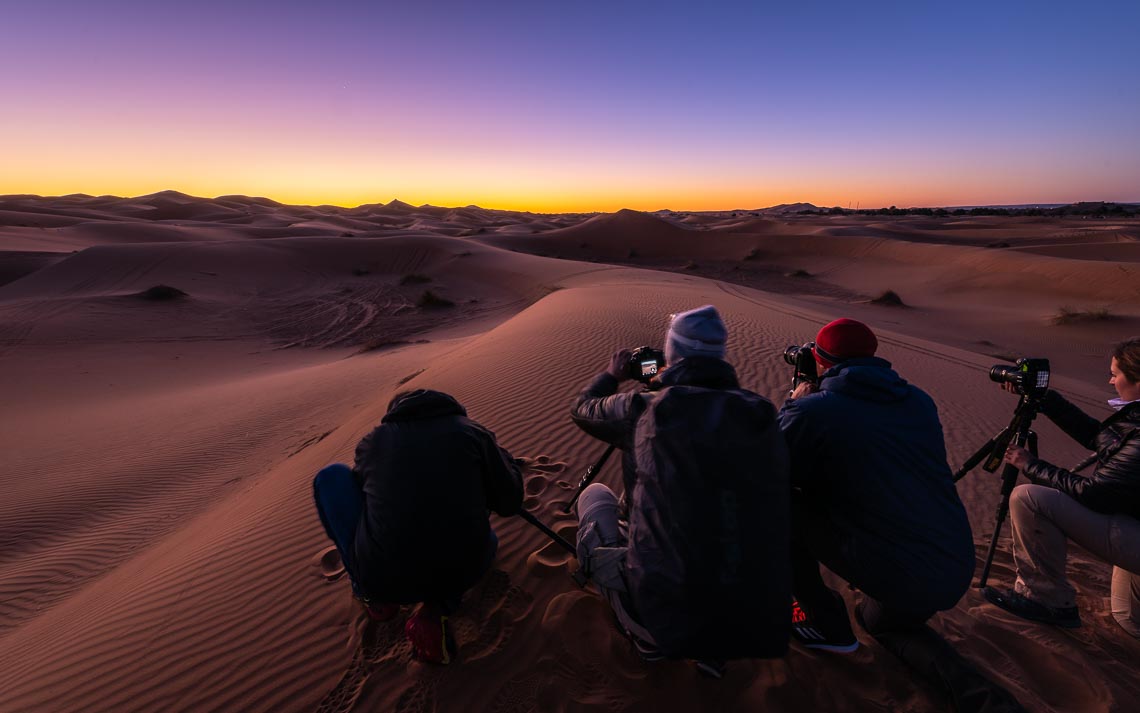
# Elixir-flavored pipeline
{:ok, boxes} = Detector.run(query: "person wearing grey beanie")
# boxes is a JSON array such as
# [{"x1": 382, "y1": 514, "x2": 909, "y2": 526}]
[
  {"x1": 568, "y1": 304, "x2": 791, "y2": 670},
  {"x1": 664, "y1": 305, "x2": 728, "y2": 365}
]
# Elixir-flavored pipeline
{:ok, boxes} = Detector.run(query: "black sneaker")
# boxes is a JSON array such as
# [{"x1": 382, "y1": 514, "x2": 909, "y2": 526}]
[
  {"x1": 791, "y1": 597, "x2": 860, "y2": 653},
  {"x1": 982, "y1": 587, "x2": 1081, "y2": 629}
]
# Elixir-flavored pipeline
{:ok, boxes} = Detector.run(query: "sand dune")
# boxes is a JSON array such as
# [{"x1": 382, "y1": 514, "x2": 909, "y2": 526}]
[{"x1": 2, "y1": 194, "x2": 1140, "y2": 712}]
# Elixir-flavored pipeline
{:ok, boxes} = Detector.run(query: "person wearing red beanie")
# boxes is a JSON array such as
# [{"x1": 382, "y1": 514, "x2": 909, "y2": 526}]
[
  {"x1": 778, "y1": 319, "x2": 1011, "y2": 711},
  {"x1": 811, "y1": 318, "x2": 879, "y2": 371}
]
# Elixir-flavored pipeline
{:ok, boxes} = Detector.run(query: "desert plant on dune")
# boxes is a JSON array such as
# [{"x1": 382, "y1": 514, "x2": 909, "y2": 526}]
[
  {"x1": 133, "y1": 284, "x2": 188, "y2": 301},
  {"x1": 1051, "y1": 306, "x2": 1116, "y2": 325},
  {"x1": 744, "y1": 247, "x2": 761, "y2": 260},
  {"x1": 786, "y1": 269, "x2": 812, "y2": 278},
  {"x1": 870, "y1": 289, "x2": 906, "y2": 307},
  {"x1": 400, "y1": 273, "x2": 431, "y2": 285},
  {"x1": 417, "y1": 290, "x2": 455, "y2": 308}
]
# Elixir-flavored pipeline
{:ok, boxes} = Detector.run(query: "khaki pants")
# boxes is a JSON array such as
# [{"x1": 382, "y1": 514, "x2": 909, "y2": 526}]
[{"x1": 1010, "y1": 484, "x2": 1140, "y2": 637}]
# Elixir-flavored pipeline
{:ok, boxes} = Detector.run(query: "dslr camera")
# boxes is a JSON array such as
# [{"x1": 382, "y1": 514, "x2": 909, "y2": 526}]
[
  {"x1": 989, "y1": 357, "x2": 1050, "y2": 399},
  {"x1": 627, "y1": 346, "x2": 666, "y2": 384},
  {"x1": 783, "y1": 342, "x2": 818, "y2": 388}
]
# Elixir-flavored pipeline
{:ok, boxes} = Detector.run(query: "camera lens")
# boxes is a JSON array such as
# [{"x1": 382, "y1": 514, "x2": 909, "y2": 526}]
[
  {"x1": 783, "y1": 346, "x2": 801, "y2": 366},
  {"x1": 988, "y1": 365, "x2": 1019, "y2": 386}
]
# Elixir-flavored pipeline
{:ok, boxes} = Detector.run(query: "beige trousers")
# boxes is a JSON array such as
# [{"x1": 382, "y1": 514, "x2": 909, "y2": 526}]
[{"x1": 1009, "y1": 483, "x2": 1140, "y2": 637}]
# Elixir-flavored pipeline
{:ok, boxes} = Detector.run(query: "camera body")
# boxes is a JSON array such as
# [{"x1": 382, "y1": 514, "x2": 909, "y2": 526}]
[
  {"x1": 627, "y1": 346, "x2": 666, "y2": 383},
  {"x1": 783, "y1": 342, "x2": 818, "y2": 387},
  {"x1": 989, "y1": 357, "x2": 1050, "y2": 399}
]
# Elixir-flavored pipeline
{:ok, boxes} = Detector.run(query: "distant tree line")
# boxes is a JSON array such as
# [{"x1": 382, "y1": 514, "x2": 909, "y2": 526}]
[{"x1": 805, "y1": 202, "x2": 1139, "y2": 218}]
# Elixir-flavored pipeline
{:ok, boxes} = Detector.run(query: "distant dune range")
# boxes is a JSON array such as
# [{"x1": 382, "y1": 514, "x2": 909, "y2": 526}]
[{"x1": 2, "y1": 192, "x2": 1139, "y2": 712}]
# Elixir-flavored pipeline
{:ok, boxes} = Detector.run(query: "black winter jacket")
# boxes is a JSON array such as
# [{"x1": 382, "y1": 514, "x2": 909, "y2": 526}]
[
  {"x1": 1024, "y1": 393, "x2": 1140, "y2": 519},
  {"x1": 352, "y1": 390, "x2": 523, "y2": 603},
  {"x1": 777, "y1": 357, "x2": 975, "y2": 612}
]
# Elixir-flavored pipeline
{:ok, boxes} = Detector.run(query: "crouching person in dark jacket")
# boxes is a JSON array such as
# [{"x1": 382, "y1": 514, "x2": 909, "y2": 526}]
[
  {"x1": 312, "y1": 389, "x2": 523, "y2": 665},
  {"x1": 781, "y1": 319, "x2": 1024, "y2": 712},
  {"x1": 570, "y1": 305, "x2": 791, "y2": 672}
]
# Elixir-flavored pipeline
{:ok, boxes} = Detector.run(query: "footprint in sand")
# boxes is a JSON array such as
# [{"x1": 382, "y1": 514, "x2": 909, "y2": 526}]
[
  {"x1": 519, "y1": 455, "x2": 569, "y2": 509},
  {"x1": 317, "y1": 615, "x2": 408, "y2": 713},
  {"x1": 525, "y1": 522, "x2": 578, "y2": 577},
  {"x1": 313, "y1": 545, "x2": 346, "y2": 581},
  {"x1": 450, "y1": 569, "x2": 535, "y2": 663}
]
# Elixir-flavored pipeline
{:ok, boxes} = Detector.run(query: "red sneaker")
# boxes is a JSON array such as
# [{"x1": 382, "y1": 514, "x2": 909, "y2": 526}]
[{"x1": 404, "y1": 607, "x2": 458, "y2": 664}]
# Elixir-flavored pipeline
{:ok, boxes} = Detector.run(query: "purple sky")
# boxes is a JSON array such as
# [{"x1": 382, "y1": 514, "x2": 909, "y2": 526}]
[{"x1": 3, "y1": 0, "x2": 1138, "y2": 210}]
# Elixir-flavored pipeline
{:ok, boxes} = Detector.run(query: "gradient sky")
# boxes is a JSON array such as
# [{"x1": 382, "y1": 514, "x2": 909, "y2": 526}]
[{"x1": 3, "y1": 0, "x2": 1138, "y2": 211}]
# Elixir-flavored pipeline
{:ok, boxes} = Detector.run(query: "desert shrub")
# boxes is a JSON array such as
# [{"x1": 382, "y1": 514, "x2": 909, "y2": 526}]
[
  {"x1": 786, "y1": 269, "x2": 812, "y2": 278},
  {"x1": 134, "y1": 284, "x2": 187, "y2": 301},
  {"x1": 871, "y1": 290, "x2": 906, "y2": 307},
  {"x1": 352, "y1": 267, "x2": 370, "y2": 276},
  {"x1": 400, "y1": 273, "x2": 431, "y2": 285},
  {"x1": 418, "y1": 290, "x2": 455, "y2": 308},
  {"x1": 627, "y1": 248, "x2": 638, "y2": 258},
  {"x1": 744, "y1": 247, "x2": 761, "y2": 260},
  {"x1": 1051, "y1": 306, "x2": 1115, "y2": 325},
  {"x1": 683, "y1": 260, "x2": 698, "y2": 270}
]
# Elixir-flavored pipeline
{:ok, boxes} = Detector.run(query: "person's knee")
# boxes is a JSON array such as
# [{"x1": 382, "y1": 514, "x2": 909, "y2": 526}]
[
  {"x1": 577, "y1": 483, "x2": 618, "y2": 521},
  {"x1": 314, "y1": 462, "x2": 353, "y2": 488},
  {"x1": 1010, "y1": 483, "x2": 1053, "y2": 516}
]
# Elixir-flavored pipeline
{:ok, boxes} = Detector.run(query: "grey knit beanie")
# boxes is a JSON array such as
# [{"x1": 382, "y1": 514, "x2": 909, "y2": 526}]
[{"x1": 665, "y1": 305, "x2": 727, "y2": 364}]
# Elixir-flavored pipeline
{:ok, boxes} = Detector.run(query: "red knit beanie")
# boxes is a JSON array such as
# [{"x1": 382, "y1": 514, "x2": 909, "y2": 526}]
[{"x1": 813, "y1": 318, "x2": 877, "y2": 367}]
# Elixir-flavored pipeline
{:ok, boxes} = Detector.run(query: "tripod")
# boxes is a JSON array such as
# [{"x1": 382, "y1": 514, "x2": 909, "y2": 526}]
[
  {"x1": 954, "y1": 393, "x2": 1043, "y2": 588},
  {"x1": 563, "y1": 445, "x2": 616, "y2": 514}
]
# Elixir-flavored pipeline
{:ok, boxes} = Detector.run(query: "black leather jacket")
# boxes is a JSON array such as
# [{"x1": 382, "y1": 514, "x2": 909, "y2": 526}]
[{"x1": 1024, "y1": 392, "x2": 1140, "y2": 519}]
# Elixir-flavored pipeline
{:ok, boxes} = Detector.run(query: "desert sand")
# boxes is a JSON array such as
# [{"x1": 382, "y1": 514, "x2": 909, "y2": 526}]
[{"x1": 2, "y1": 192, "x2": 1139, "y2": 712}]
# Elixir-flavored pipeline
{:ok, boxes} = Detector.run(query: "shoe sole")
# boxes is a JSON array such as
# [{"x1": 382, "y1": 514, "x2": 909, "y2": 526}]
[
  {"x1": 801, "y1": 640, "x2": 860, "y2": 653},
  {"x1": 983, "y1": 588, "x2": 1082, "y2": 629},
  {"x1": 793, "y1": 624, "x2": 860, "y2": 653}
]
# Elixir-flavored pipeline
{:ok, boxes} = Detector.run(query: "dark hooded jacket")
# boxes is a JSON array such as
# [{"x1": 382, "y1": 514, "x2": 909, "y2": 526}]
[
  {"x1": 777, "y1": 357, "x2": 974, "y2": 612},
  {"x1": 571, "y1": 357, "x2": 791, "y2": 659},
  {"x1": 352, "y1": 390, "x2": 523, "y2": 603},
  {"x1": 1024, "y1": 392, "x2": 1140, "y2": 519}
]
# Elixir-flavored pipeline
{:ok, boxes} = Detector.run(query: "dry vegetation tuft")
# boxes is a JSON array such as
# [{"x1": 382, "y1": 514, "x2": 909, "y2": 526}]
[
  {"x1": 871, "y1": 289, "x2": 906, "y2": 307},
  {"x1": 1051, "y1": 306, "x2": 1116, "y2": 325}
]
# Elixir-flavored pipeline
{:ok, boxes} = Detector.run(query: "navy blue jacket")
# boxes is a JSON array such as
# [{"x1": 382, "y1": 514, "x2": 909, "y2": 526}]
[
  {"x1": 778, "y1": 357, "x2": 974, "y2": 612},
  {"x1": 352, "y1": 390, "x2": 523, "y2": 604}
]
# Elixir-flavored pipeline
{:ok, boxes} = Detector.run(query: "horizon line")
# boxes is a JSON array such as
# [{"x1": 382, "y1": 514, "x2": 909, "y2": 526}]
[{"x1": 4, "y1": 189, "x2": 1140, "y2": 215}]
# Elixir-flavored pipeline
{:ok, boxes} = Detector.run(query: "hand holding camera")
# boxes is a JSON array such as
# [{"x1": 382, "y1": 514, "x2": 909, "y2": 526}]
[
  {"x1": 783, "y1": 342, "x2": 819, "y2": 395},
  {"x1": 606, "y1": 348, "x2": 634, "y2": 381}
]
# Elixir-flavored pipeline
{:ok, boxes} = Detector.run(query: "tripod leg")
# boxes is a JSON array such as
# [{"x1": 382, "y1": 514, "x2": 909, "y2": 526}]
[
  {"x1": 953, "y1": 429, "x2": 1008, "y2": 482},
  {"x1": 517, "y1": 510, "x2": 576, "y2": 555},
  {"x1": 977, "y1": 427, "x2": 1033, "y2": 588},
  {"x1": 564, "y1": 444, "x2": 616, "y2": 513}
]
